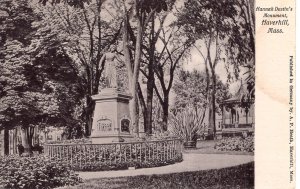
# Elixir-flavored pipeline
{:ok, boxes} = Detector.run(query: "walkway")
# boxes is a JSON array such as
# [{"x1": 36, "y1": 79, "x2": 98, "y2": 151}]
[{"x1": 78, "y1": 153, "x2": 254, "y2": 180}]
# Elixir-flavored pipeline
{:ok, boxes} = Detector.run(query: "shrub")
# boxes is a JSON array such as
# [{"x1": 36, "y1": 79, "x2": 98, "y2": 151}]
[
  {"x1": 215, "y1": 136, "x2": 254, "y2": 152},
  {"x1": 0, "y1": 155, "x2": 82, "y2": 189},
  {"x1": 73, "y1": 156, "x2": 183, "y2": 172},
  {"x1": 139, "y1": 131, "x2": 178, "y2": 141},
  {"x1": 32, "y1": 144, "x2": 44, "y2": 153},
  {"x1": 169, "y1": 105, "x2": 206, "y2": 142},
  {"x1": 17, "y1": 144, "x2": 24, "y2": 155},
  {"x1": 46, "y1": 138, "x2": 92, "y2": 145}
]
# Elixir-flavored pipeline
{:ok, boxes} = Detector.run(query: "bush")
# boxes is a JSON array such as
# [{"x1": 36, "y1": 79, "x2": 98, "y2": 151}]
[
  {"x1": 32, "y1": 144, "x2": 44, "y2": 153},
  {"x1": 17, "y1": 144, "x2": 24, "y2": 155},
  {"x1": 46, "y1": 138, "x2": 92, "y2": 145},
  {"x1": 74, "y1": 156, "x2": 183, "y2": 172},
  {"x1": 168, "y1": 106, "x2": 206, "y2": 143},
  {"x1": 215, "y1": 136, "x2": 254, "y2": 152},
  {"x1": 0, "y1": 155, "x2": 82, "y2": 189}
]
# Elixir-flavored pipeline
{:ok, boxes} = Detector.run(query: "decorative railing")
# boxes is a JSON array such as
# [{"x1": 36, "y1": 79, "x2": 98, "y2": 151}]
[{"x1": 44, "y1": 139, "x2": 183, "y2": 171}]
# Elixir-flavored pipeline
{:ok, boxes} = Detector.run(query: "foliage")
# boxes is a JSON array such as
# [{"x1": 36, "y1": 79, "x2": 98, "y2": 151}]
[
  {"x1": 141, "y1": 130, "x2": 177, "y2": 141},
  {"x1": 215, "y1": 136, "x2": 254, "y2": 152},
  {"x1": 177, "y1": 0, "x2": 238, "y2": 59},
  {"x1": 30, "y1": 47, "x2": 86, "y2": 127},
  {"x1": 173, "y1": 69, "x2": 230, "y2": 112},
  {"x1": 137, "y1": 8, "x2": 192, "y2": 133},
  {"x1": 60, "y1": 162, "x2": 254, "y2": 189},
  {"x1": 0, "y1": 1, "x2": 80, "y2": 126},
  {"x1": 226, "y1": 0, "x2": 255, "y2": 82},
  {"x1": 70, "y1": 157, "x2": 182, "y2": 172},
  {"x1": 177, "y1": 0, "x2": 255, "y2": 83},
  {"x1": 0, "y1": 0, "x2": 37, "y2": 47},
  {"x1": 0, "y1": 0, "x2": 86, "y2": 154},
  {"x1": 32, "y1": 144, "x2": 44, "y2": 153},
  {"x1": 46, "y1": 138, "x2": 91, "y2": 144},
  {"x1": 0, "y1": 155, "x2": 82, "y2": 189},
  {"x1": 176, "y1": 0, "x2": 240, "y2": 137},
  {"x1": 17, "y1": 144, "x2": 44, "y2": 155},
  {"x1": 32, "y1": 1, "x2": 122, "y2": 136},
  {"x1": 61, "y1": 125, "x2": 85, "y2": 140},
  {"x1": 0, "y1": 1, "x2": 60, "y2": 130},
  {"x1": 168, "y1": 106, "x2": 206, "y2": 142}
]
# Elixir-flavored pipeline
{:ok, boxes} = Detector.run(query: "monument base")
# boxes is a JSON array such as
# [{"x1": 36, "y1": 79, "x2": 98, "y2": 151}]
[{"x1": 90, "y1": 88, "x2": 133, "y2": 144}]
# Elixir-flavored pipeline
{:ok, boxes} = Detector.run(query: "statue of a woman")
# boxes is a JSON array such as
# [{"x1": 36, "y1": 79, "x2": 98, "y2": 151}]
[{"x1": 104, "y1": 52, "x2": 118, "y2": 88}]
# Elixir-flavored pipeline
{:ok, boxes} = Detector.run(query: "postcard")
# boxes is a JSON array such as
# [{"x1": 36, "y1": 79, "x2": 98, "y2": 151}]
[{"x1": 0, "y1": 0, "x2": 296, "y2": 189}]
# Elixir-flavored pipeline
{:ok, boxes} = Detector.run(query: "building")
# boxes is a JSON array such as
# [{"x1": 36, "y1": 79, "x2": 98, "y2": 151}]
[
  {"x1": 0, "y1": 128, "x2": 20, "y2": 156},
  {"x1": 40, "y1": 126, "x2": 64, "y2": 144},
  {"x1": 201, "y1": 80, "x2": 255, "y2": 139},
  {"x1": 220, "y1": 81, "x2": 255, "y2": 137},
  {"x1": 0, "y1": 126, "x2": 64, "y2": 156}
]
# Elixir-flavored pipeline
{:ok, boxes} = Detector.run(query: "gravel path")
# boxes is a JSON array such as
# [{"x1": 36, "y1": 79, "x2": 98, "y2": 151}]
[{"x1": 78, "y1": 153, "x2": 254, "y2": 180}]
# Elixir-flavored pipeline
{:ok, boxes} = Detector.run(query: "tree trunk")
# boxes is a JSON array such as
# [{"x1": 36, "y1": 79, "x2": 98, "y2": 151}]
[
  {"x1": 161, "y1": 95, "x2": 169, "y2": 131},
  {"x1": 210, "y1": 70, "x2": 217, "y2": 139},
  {"x1": 4, "y1": 129, "x2": 9, "y2": 155},
  {"x1": 13, "y1": 128, "x2": 18, "y2": 154},
  {"x1": 144, "y1": 15, "x2": 156, "y2": 135},
  {"x1": 130, "y1": 14, "x2": 144, "y2": 137},
  {"x1": 137, "y1": 83, "x2": 147, "y2": 134},
  {"x1": 130, "y1": 92, "x2": 140, "y2": 136},
  {"x1": 206, "y1": 34, "x2": 218, "y2": 139},
  {"x1": 145, "y1": 81, "x2": 154, "y2": 135},
  {"x1": 20, "y1": 127, "x2": 32, "y2": 156},
  {"x1": 122, "y1": 11, "x2": 140, "y2": 137},
  {"x1": 84, "y1": 95, "x2": 95, "y2": 137}
]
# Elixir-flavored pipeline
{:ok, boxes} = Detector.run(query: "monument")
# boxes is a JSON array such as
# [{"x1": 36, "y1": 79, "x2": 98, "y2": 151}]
[{"x1": 90, "y1": 52, "x2": 133, "y2": 144}]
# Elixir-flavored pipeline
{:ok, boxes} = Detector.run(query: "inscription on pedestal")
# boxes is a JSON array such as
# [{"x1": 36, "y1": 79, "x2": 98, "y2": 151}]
[{"x1": 97, "y1": 118, "x2": 112, "y2": 132}]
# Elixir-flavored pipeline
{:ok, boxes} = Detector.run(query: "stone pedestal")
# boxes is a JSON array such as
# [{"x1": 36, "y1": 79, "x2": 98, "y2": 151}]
[{"x1": 90, "y1": 88, "x2": 133, "y2": 144}]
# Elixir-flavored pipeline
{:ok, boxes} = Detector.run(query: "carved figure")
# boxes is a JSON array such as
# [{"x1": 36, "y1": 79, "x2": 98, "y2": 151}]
[{"x1": 104, "y1": 52, "x2": 118, "y2": 88}]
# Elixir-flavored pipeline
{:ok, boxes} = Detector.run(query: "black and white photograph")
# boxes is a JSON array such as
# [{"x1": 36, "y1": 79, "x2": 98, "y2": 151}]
[{"x1": 0, "y1": 0, "x2": 258, "y2": 188}]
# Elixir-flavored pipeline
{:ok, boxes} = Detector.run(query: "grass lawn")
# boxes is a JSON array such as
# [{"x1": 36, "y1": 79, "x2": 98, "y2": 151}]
[{"x1": 61, "y1": 162, "x2": 254, "y2": 189}]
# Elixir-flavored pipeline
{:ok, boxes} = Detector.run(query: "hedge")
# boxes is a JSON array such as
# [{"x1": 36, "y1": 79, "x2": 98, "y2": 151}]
[{"x1": 0, "y1": 155, "x2": 82, "y2": 189}]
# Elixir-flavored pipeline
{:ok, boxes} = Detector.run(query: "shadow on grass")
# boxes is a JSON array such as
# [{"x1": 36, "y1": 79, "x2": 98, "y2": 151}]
[{"x1": 61, "y1": 162, "x2": 254, "y2": 189}]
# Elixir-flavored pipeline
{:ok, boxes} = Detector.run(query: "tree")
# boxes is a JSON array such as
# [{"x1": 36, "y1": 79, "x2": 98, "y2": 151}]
[
  {"x1": 0, "y1": 41, "x2": 85, "y2": 155},
  {"x1": 137, "y1": 13, "x2": 166, "y2": 135},
  {"x1": 226, "y1": 0, "x2": 255, "y2": 97},
  {"x1": 0, "y1": 40, "x2": 60, "y2": 155},
  {"x1": 177, "y1": 0, "x2": 238, "y2": 138},
  {"x1": 153, "y1": 26, "x2": 191, "y2": 131},
  {"x1": 173, "y1": 70, "x2": 208, "y2": 111},
  {"x1": 136, "y1": 0, "x2": 177, "y2": 135},
  {"x1": 122, "y1": 0, "x2": 168, "y2": 136},
  {"x1": 136, "y1": 10, "x2": 192, "y2": 133},
  {"x1": 173, "y1": 69, "x2": 230, "y2": 114},
  {"x1": 0, "y1": 0, "x2": 38, "y2": 154},
  {"x1": 32, "y1": 1, "x2": 122, "y2": 136},
  {"x1": 0, "y1": 0, "x2": 86, "y2": 154},
  {"x1": 38, "y1": 0, "x2": 173, "y2": 136}
]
